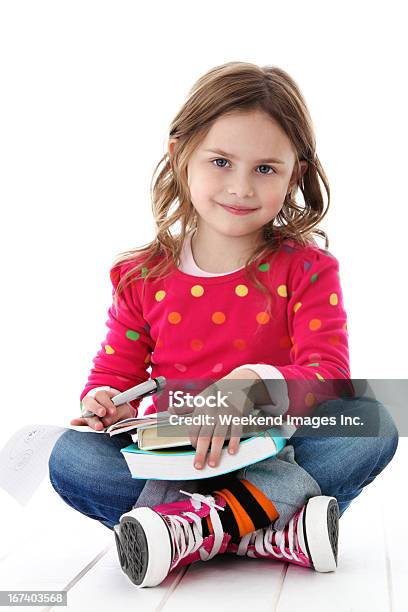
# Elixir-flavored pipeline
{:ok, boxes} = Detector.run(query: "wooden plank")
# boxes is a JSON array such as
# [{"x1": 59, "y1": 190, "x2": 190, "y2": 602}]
[
  {"x1": 63, "y1": 543, "x2": 186, "y2": 612},
  {"x1": 0, "y1": 477, "x2": 190, "y2": 612},
  {"x1": 0, "y1": 477, "x2": 114, "y2": 611},
  {"x1": 2, "y1": 439, "x2": 404, "y2": 612},
  {"x1": 379, "y1": 437, "x2": 408, "y2": 612},
  {"x1": 0, "y1": 479, "x2": 112, "y2": 584},
  {"x1": 161, "y1": 554, "x2": 286, "y2": 612},
  {"x1": 277, "y1": 475, "x2": 391, "y2": 611}
]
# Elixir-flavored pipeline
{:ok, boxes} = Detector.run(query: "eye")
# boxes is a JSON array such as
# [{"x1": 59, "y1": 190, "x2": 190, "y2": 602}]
[
  {"x1": 211, "y1": 158, "x2": 276, "y2": 175},
  {"x1": 212, "y1": 158, "x2": 229, "y2": 168},
  {"x1": 257, "y1": 164, "x2": 276, "y2": 175}
]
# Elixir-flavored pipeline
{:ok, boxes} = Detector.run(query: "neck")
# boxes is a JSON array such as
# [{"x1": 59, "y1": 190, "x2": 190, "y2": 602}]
[{"x1": 190, "y1": 223, "x2": 261, "y2": 274}]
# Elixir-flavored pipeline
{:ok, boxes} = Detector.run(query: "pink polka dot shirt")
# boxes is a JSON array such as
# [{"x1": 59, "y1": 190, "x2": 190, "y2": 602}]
[{"x1": 80, "y1": 229, "x2": 352, "y2": 422}]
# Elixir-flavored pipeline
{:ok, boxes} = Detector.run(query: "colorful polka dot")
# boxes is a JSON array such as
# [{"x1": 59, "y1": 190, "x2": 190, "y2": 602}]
[
  {"x1": 126, "y1": 330, "x2": 140, "y2": 341},
  {"x1": 212, "y1": 311, "x2": 226, "y2": 324},
  {"x1": 315, "y1": 372, "x2": 325, "y2": 381},
  {"x1": 212, "y1": 363, "x2": 224, "y2": 373},
  {"x1": 174, "y1": 363, "x2": 187, "y2": 372},
  {"x1": 155, "y1": 290, "x2": 166, "y2": 302},
  {"x1": 258, "y1": 263, "x2": 270, "y2": 272},
  {"x1": 293, "y1": 302, "x2": 302, "y2": 313},
  {"x1": 104, "y1": 345, "x2": 115, "y2": 354},
  {"x1": 235, "y1": 284, "x2": 249, "y2": 297},
  {"x1": 304, "y1": 261, "x2": 312, "y2": 272},
  {"x1": 256, "y1": 311, "x2": 270, "y2": 324},
  {"x1": 306, "y1": 362, "x2": 320, "y2": 367},
  {"x1": 191, "y1": 285, "x2": 204, "y2": 297},
  {"x1": 329, "y1": 293, "x2": 338, "y2": 306},
  {"x1": 168, "y1": 312, "x2": 182, "y2": 324},
  {"x1": 191, "y1": 339, "x2": 203, "y2": 351},
  {"x1": 277, "y1": 284, "x2": 287, "y2": 297},
  {"x1": 279, "y1": 335, "x2": 292, "y2": 348},
  {"x1": 309, "y1": 319, "x2": 322, "y2": 331},
  {"x1": 310, "y1": 273, "x2": 319, "y2": 283},
  {"x1": 140, "y1": 267, "x2": 148, "y2": 278},
  {"x1": 328, "y1": 335, "x2": 340, "y2": 345},
  {"x1": 233, "y1": 339, "x2": 247, "y2": 350},
  {"x1": 309, "y1": 353, "x2": 322, "y2": 361},
  {"x1": 305, "y1": 393, "x2": 315, "y2": 407}
]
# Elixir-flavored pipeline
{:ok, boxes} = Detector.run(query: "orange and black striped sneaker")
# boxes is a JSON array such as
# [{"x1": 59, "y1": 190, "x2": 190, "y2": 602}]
[{"x1": 226, "y1": 496, "x2": 339, "y2": 573}]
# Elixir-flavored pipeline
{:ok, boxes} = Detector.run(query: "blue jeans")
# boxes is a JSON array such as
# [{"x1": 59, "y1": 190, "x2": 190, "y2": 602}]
[{"x1": 48, "y1": 396, "x2": 399, "y2": 531}]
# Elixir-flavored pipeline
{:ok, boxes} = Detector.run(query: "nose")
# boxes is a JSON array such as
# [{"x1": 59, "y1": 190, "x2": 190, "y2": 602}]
[{"x1": 227, "y1": 172, "x2": 254, "y2": 198}]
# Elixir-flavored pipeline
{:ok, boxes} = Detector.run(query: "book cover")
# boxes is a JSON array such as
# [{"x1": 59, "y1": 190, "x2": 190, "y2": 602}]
[{"x1": 120, "y1": 427, "x2": 286, "y2": 480}]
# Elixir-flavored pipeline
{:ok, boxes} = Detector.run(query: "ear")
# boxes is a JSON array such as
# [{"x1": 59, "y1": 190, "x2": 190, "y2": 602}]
[
  {"x1": 168, "y1": 137, "x2": 179, "y2": 160},
  {"x1": 289, "y1": 160, "x2": 308, "y2": 190},
  {"x1": 298, "y1": 160, "x2": 308, "y2": 179}
]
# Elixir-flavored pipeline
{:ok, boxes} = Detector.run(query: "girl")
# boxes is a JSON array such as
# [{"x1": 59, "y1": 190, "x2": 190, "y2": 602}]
[{"x1": 49, "y1": 61, "x2": 399, "y2": 588}]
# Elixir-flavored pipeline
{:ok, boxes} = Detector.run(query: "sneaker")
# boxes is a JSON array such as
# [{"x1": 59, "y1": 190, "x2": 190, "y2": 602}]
[
  {"x1": 226, "y1": 495, "x2": 339, "y2": 572},
  {"x1": 114, "y1": 489, "x2": 232, "y2": 588}
]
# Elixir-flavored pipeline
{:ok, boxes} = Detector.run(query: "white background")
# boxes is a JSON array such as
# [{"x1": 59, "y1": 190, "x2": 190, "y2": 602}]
[{"x1": 1, "y1": 0, "x2": 407, "y2": 450}]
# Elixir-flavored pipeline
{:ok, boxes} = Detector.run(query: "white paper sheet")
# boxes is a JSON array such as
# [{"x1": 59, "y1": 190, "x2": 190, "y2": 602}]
[{"x1": 0, "y1": 424, "x2": 70, "y2": 506}]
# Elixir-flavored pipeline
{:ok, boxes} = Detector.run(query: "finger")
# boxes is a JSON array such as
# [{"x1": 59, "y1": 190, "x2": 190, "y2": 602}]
[
  {"x1": 194, "y1": 435, "x2": 212, "y2": 469},
  {"x1": 189, "y1": 417, "x2": 215, "y2": 450},
  {"x1": 228, "y1": 436, "x2": 241, "y2": 454},
  {"x1": 187, "y1": 421, "x2": 202, "y2": 449},
  {"x1": 81, "y1": 397, "x2": 107, "y2": 419},
  {"x1": 102, "y1": 402, "x2": 133, "y2": 426},
  {"x1": 208, "y1": 435, "x2": 226, "y2": 467},
  {"x1": 228, "y1": 423, "x2": 243, "y2": 453},
  {"x1": 87, "y1": 416, "x2": 105, "y2": 431},
  {"x1": 70, "y1": 417, "x2": 87, "y2": 426},
  {"x1": 70, "y1": 416, "x2": 104, "y2": 430},
  {"x1": 94, "y1": 391, "x2": 119, "y2": 417},
  {"x1": 228, "y1": 424, "x2": 243, "y2": 452}
]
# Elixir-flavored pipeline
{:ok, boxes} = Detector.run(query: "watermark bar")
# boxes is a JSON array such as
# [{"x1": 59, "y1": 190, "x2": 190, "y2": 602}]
[{"x1": 0, "y1": 591, "x2": 67, "y2": 606}]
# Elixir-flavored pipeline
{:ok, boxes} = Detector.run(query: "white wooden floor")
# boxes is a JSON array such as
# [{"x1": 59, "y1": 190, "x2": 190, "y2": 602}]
[{"x1": 0, "y1": 439, "x2": 406, "y2": 612}]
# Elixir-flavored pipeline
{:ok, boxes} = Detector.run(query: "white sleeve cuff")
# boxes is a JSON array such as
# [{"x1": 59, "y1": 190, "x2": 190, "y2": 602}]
[
  {"x1": 230, "y1": 363, "x2": 289, "y2": 416},
  {"x1": 82, "y1": 386, "x2": 120, "y2": 399}
]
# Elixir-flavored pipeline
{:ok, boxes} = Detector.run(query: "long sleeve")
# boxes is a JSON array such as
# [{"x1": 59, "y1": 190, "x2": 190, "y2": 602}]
[
  {"x1": 231, "y1": 248, "x2": 353, "y2": 420},
  {"x1": 266, "y1": 247, "x2": 354, "y2": 416},
  {"x1": 79, "y1": 261, "x2": 154, "y2": 414}
]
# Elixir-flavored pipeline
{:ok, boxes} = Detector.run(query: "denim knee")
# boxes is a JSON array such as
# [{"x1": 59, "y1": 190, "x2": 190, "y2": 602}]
[
  {"x1": 333, "y1": 396, "x2": 399, "y2": 468},
  {"x1": 48, "y1": 429, "x2": 75, "y2": 492},
  {"x1": 368, "y1": 398, "x2": 399, "y2": 465}
]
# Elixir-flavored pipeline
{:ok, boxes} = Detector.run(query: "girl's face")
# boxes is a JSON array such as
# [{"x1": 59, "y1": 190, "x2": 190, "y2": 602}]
[{"x1": 169, "y1": 109, "x2": 307, "y2": 241}]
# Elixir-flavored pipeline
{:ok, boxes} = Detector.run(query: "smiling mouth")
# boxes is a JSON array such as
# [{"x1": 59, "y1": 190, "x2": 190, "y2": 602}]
[{"x1": 217, "y1": 202, "x2": 259, "y2": 212}]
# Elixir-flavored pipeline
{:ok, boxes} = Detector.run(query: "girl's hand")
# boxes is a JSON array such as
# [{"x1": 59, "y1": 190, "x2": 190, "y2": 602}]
[
  {"x1": 70, "y1": 389, "x2": 135, "y2": 431},
  {"x1": 188, "y1": 369, "x2": 261, "y2": 470}
]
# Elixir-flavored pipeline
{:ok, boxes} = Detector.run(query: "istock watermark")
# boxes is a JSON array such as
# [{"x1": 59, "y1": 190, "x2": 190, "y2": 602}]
[{"x1": 168, "y1": 389, "x2": 233, "y2": 409}]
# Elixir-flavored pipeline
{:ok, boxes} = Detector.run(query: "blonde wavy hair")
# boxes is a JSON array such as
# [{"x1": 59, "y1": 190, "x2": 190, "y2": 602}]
[{"x1": 112, "y1": 61, "x2": 330, "y2": 319}]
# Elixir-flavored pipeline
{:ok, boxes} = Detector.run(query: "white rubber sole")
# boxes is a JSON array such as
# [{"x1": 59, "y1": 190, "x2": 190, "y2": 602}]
[
  {"x1": 302, "y1": 495, "x2": 339, "y2": 572},
  {"x1": 114, "y1": 507, "x2": 173, "y2": 588}
]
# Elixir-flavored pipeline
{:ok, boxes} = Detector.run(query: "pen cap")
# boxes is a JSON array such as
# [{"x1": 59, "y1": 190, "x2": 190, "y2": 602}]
[{"x1": 153, "y1": 376, "x2": 166, "y2": 393}]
